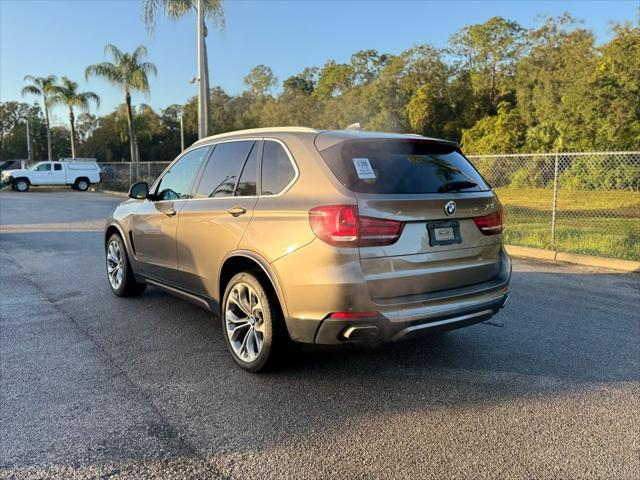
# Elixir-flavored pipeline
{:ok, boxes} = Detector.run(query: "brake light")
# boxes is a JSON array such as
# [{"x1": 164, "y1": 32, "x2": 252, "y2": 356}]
[
  {"x1": 329, "y1": 311, "x2": 380, "y2": 319},
  {"x1": 473, "y1": 207, "x2": 504, "y2": 235},
  {"x1": 309, "y1": 205, "x2": 404, "y2": 247}
]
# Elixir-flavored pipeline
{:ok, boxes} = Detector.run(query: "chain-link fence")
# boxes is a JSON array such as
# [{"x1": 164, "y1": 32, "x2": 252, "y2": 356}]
[
  {"x1": 98, "y1": 162, "x2": 170, "y2": 192},
  {"x1": 469, "y1": 152, "x2": 640, "y2": 261},
  {"x1": 95, "y1": 152, "x2": 640, "y2": 261}
]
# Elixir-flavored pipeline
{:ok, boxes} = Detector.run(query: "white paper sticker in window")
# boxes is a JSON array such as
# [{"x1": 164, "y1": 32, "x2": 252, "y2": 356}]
[{"x1": 352, "y1": 157, "x2": 376, "y2": 179}]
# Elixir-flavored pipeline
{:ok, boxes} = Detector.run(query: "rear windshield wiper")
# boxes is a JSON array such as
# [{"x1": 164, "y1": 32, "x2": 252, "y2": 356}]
[{"x1": 438, "y1": 180, "x2": 478, "y2": 193}]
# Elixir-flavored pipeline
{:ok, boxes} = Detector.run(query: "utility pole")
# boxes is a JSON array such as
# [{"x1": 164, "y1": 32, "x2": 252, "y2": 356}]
[
  {"x1": 25, "y1": 118, "x2": 33, "y2": 162},
  {"x1": 179, "y1": 111, "x2": 185, "y2": 152},
  {"x1": 196, "y1": 0, "x2": 208, "y2": 139}
]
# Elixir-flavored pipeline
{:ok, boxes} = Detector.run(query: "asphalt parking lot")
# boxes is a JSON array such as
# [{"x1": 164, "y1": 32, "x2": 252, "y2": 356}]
[{"x1": 0, "y1": 189, "x2": 638, "y2": 479}]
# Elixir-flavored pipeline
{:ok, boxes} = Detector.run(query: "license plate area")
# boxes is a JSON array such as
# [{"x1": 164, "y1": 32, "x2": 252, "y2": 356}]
[{"x1": 427, "y1": 220, "x2": 462, "y2": 246}]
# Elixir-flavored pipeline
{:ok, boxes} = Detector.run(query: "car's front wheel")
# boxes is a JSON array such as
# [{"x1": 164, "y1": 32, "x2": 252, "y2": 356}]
[
  {"x1": 222, "y1": 272, "x2": 286, "y2": 372},
  {"x1": 106, "y1": 233, "x2": 146, "y2": 297}
]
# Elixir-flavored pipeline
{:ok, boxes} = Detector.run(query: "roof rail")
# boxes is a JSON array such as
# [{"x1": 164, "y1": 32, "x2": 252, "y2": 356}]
[{"x1": 195, "y1": 126, "x2": 319, "y2": 144}]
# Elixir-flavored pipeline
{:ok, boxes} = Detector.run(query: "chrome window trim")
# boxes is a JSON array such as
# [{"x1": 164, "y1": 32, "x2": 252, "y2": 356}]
[{"x1": 166, "y1": 136, "x2": 300, "y2": 202}]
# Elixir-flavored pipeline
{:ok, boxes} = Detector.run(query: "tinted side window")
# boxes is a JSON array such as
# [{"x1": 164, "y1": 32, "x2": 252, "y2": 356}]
[
  {"x1": 156, "y1": 147, "x2": 209, "y2": 201},
  {"x1": 235, "y1": 142, "x2": 259, "y2": 196},
  {"x1": 195, "y1": 141, "x2": 254, "y2": 198},
  {"x1": 54, "y1": 164, "x2": 62, "y2": 171},
  {"x1": 36, "y1": 163, "x2": 51, "y2": 171},
  {"x1": 261, "y1": 141, "x2": 295, "y2": 195}
]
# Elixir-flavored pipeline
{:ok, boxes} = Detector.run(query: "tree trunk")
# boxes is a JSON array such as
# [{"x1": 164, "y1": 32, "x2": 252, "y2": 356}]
[
  {"x1": 124, "y1": 89, "x2": 138, "y2": 162},
  {"x1": 203, "y1": 22, "x2": 212, "y2": 136},
  {"x1": 68, "y1": 106, "x2": 76, "y2": 159},
  {"x1": 44, "y1": 102, "x2": 52, "y2": 161}
]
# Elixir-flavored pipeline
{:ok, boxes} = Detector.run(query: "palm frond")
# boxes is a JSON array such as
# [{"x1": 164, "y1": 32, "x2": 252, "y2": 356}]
[
  {"x1": 143, "y1": 0, "x2": 225, "y2": 30},
  {"x1": 85, "y1": 62, "x2": 123, "y2": 84},
  {"x1": 21, "y1": 85, "x2": 42, "y2": 97},
  {"x1": 79, "y1": 91, "x2": 101, "y2": 110},
  {"x1": 131, "y1": 45, "x2": 149, "y2": 65},
  {"x1": 139, "y1": 62, "x2": 158, "y2": 77},
  {"x1": 104, "y1": 44, "x2": 124, "y2": 64},
  {"x1": 141, "y1": 0, "x2": 164, "y2": 33},
  {"x1": 129, "y1": 69, "x2": 150, "y2": 95}
]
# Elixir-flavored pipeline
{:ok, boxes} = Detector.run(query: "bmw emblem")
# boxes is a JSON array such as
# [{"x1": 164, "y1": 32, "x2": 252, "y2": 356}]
[{"x1": 444, "y1": 201, "x2": 456, "y2": 216}]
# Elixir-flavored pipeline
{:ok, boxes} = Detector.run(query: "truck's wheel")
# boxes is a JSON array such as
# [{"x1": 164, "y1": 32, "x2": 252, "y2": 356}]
[
  {"x1": 14, "y1": 178, "x2": 29, "y2": 192},
  {"x1": 75, "y1": 178, "x2": 90, "y2": 191}
]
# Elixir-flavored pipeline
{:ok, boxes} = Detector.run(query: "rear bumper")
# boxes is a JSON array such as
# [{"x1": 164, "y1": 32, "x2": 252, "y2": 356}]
[
  {"x1": 314, "y1": 286, "x2": 509, "y2": 344},
  {"x1": 284, "y1": 248, "x2": 511, "y2": 344}
]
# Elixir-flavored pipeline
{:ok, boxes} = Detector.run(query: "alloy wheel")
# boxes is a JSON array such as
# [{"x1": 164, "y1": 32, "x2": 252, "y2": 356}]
[
  {"x1": 225, "y1": 282, "x2": 265, "y2": 363},
  {"x1": 106, "y1": 240, "x2": 124, "y2": 290}
]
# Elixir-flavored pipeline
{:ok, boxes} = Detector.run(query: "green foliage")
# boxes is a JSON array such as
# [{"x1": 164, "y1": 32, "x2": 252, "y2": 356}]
[
  {"x1": 2, "y1": 14, "x2": 638, "y2": 170},
  {"x1": 85, "y1": 44, "x2": 157, "y2": 95},
  {"x1": 141, "y1": 0, "x2": 225, "y2": 32},
  {"x1": 244, "y1": 65, "x2": 277, "y2": 97}
]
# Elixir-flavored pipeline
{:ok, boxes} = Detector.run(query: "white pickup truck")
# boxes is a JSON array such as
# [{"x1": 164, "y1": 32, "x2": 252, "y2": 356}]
[{"x1": 1, "y1": 160, "x2": 102, "y2": 192}]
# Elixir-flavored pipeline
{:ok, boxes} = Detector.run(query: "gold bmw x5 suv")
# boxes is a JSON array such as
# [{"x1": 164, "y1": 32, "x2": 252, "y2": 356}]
[{"x1": 105, "y1": 127, "x2": 511, "y2": 372}]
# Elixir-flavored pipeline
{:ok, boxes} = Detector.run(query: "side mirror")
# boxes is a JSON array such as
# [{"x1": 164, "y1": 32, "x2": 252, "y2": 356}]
[{"x1": 128, "y1": 182, "x2": 149, "y2": 199}]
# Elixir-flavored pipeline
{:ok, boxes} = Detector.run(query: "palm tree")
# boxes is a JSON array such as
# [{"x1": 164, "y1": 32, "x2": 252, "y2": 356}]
[
  {"x1": 21, "y1": 75, "x2": 57, "y2": 160},
  {"x1": 49, "y1": 77, "x2": 100, "y2": 159},
  {"x1": 141, "y1": 0, "x2": 224, "y2": 136},
  {"x1": 85, "y1": 44, "x2": 156, "y2": 162}
]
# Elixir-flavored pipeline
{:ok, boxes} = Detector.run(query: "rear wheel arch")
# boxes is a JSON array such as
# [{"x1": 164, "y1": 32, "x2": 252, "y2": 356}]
[
  {"x1": 75, "y1": 177, "x2": 90, "y2": 191},
  {"x1": 219, "y1": 252, "x2": 289, "y2": 319}
]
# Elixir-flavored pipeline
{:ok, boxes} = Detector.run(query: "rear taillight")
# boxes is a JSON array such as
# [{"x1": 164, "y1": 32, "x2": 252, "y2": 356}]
[
  {"x1": 309, "y1": 205, "x2": 404, "y2": 247},
  {"x1": 473, "y1": 207, "x2": 504, "y2": 235}
]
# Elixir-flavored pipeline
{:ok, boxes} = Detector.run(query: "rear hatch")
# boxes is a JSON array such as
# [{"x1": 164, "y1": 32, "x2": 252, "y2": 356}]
[{"x1": 317, "y1": 136, "x2": 503, "y2": 303}]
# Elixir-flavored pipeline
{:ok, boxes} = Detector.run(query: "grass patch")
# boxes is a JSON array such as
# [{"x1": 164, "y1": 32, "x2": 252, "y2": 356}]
[{"x1": 495, "y1": 188, "x2": 640, "y2": 260}]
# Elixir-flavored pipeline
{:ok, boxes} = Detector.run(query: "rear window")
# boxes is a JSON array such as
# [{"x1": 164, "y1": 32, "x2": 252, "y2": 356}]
[{"x1": 318, "y1": 139, "x2": 489, "y2": 194}]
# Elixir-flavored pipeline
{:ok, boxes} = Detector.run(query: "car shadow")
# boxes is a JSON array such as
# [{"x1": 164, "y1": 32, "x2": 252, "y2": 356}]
[{"x1": 128, "y1": 263, "x2": 638, "y2": 455}]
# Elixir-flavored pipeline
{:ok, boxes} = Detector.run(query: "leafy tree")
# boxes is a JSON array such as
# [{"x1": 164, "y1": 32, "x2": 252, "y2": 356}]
[
  {"x1": 49, "y1": 77, "x2": 100, "y2": 158},
  {"x1": 21, "y1": 75, "x2": 58, "y2": 160},
  {"x1": 350, "y1": 49, "x2": 390, "y2": 85},
  {"x1": 282, "y1": 67, "x2": 318, "y2": 96},
  {"x1": 85, "y1": 44, "x2": 157, "y2": 162},
  {"x1": 515, "y1": 14, "x2": 596, "y2": 152},
  {"x1": 589, "y1": 23, "x2": 640, "y2": 150},
  {"x1": 244, "y1": 65, "x2": 277, "y2": 97},
  {"x1": 448, "y1": 16, "x2": 524, "y2": 115},
  {"x1": 460, "y1": 101, "x2": 526, "y2": 154},
  {"x1": 76, "y1": 113, "x2": 100, "y2": 144},
  {"x1": 314, "y1": 61, "x2": 354, "y2": 100}
]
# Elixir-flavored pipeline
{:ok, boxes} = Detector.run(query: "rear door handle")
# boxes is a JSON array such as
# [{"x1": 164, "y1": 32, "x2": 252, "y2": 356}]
[
  {"x1": 227, "y1": 206, "x2": 247, "y2": 217},
  {"x1": 164, "y1": 208, "x2": 177, "y2": 216}
]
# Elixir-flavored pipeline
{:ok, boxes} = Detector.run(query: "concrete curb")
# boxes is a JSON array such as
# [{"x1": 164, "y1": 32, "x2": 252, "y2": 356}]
[
  {"x1": 505, "y1": 245, "x2": 640, "y2": 273},
  {"x1": 98, "y1": 190, "x2": 127, "y2": 198}
]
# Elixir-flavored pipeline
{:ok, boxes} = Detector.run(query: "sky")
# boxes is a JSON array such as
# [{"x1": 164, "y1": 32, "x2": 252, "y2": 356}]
[{"x1": 1, "y1": 0, "x2": 637, "y2": 125}]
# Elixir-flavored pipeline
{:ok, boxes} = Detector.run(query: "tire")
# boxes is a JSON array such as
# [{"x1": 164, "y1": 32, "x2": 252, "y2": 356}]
[
  {"x1": 75, "y1": 178, "x2": 90, "y2": 191},
  {"x1": 221, "y1": 271, "x2": 287, "y2": 372},
  {"x1": 14, "y1": 178, "x2": 29, "y2": 192},
  {"x1": 106, "y1": 233, "x2": 146, "y2": 297}
]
